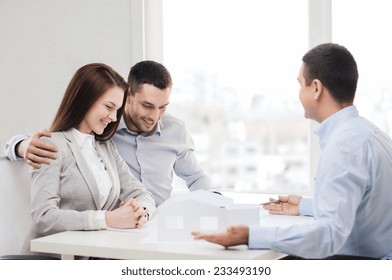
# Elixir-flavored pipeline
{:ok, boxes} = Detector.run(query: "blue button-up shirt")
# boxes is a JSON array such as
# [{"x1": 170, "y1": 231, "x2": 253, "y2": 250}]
[
  {"x1": 249, "y1": 106, "x2": 392, "y2": 259},
  {"x1": 101, "y1": 113, "x2": 218, "y2": 206}
]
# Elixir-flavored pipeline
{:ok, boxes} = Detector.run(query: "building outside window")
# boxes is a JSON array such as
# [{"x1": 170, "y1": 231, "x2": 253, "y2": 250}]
[
  {"x1": 159, "y1": 0, "x2": 392, "y2": 195},
  {"x1": 163, "y1": 0, "x2": 309, "y2": 194},
  {"x1": 333, "y1": 0, "x2": 392, "y2": 139}
]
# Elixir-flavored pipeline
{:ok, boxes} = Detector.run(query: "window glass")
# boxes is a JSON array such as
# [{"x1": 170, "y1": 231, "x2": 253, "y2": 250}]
[
  {"x1": 163, "y1": 0, "x2": 309, "y2": 193},
  {"x1": 333, "y1": 0, "x2": 392, "y2": 136}
]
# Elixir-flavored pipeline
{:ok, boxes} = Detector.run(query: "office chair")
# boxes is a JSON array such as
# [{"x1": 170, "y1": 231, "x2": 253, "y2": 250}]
[
  {"x1": 0, "y1": 158, "x2": 60, "y2": 261},
  {"x1": 281, "y1": 254, "x2": 380, "y2": 260},
  {"x1": 0, "y1": 254, "x2": 60, "y2": 260}
]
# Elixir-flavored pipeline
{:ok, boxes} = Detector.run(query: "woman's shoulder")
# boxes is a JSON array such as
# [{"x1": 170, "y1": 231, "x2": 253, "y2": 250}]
[
  {"x1": 39, "y1": 131, "x2": 72, "y2": 154},
  {"x1": 31, "y1": 132, "x2": 70, "y2": 172},
  {"x1": 40, "y1": 131, "x2": 66, "y2": 143}
]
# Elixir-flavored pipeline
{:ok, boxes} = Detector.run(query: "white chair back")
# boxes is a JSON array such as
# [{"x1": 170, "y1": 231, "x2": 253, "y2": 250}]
[{"x1": 0, "y1": 157, "x2": 31, "y2": 255}]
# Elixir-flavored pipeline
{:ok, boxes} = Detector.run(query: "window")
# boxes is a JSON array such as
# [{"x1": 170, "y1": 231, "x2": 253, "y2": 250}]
[
  {"x1": 162, "y1": 0, "x2": 309, "y2": 194},
  {"x1": 333, "y1": 0, "x2": 392, "y2": 137}
]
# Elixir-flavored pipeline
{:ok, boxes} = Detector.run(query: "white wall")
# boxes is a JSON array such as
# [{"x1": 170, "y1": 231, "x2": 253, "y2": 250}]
[{"x1": 0, "y1": 0, "x2": 133, "y2": 156}]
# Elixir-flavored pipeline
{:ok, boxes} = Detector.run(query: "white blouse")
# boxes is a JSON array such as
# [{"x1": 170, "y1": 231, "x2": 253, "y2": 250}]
[{"x1": 71, "y1": 128, "x2": 112, "y2": 228}]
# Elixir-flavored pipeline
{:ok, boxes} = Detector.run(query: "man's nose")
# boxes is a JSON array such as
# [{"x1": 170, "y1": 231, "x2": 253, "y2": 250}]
[{"x1": 149, "y1": 108, "x2": 160, "y2": 121}]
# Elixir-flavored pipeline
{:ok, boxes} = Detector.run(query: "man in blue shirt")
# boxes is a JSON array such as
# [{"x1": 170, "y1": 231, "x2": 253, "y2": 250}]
[
  {"x1": 5, "y1": 61, "x2": 220, "y2": 206},
  {"x1": 192, "y1": 43, "x2": 392, "y2": 259}
]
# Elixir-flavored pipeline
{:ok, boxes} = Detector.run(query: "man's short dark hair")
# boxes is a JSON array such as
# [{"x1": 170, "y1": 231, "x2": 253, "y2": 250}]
[
  {"x1": 302, "y1": 43, "x2": 358, "y2": 103},
  {"x1": 128, "y1": 60, "x2": 172, "y2": 95}
]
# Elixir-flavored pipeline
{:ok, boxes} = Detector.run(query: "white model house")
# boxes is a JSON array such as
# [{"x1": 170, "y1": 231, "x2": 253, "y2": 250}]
[{"x1": 156, "y1": 190, "x2": 259, "y2": 241}]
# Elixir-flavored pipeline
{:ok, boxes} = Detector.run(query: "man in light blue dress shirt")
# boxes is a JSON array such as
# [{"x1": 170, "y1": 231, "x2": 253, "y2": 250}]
[
  {"x1": 4, "y1": 61, "x2": 219, "y2": 206},
  {"x1": 193, "y1": 43, "x2": 392, "y2": 259}
]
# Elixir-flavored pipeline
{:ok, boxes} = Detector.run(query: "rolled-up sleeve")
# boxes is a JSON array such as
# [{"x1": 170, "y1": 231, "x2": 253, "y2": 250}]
[{"x1": 4, "y1": 134, "x2": 29, "y2": 160}]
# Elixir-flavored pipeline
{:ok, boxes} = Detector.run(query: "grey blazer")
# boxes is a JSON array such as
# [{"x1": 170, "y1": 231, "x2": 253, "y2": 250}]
[{"x1": 23, "y1": 130, "x2": 156, "y2": 254}]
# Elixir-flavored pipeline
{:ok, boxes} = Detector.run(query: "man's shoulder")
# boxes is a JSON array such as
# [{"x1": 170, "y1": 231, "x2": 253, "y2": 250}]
[
  {"x1": 339, "y1": 116, "x2": 380, "y2": 140},
  {"x1": 332, "y1": 116, "x2": 390, "y2": 151},
  {"x1": 160, "y1": 113, "x2": 186, "y2": 129}
]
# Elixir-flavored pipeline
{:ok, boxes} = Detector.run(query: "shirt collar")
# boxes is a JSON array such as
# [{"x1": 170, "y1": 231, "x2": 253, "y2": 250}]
[
  {"x1": 315, "y1": 105, "x2": 359, "y2": 149},
  {"x1": 71, "y1": 128, "x2": 94, "y2": 148},
  {"x1": 117, "y1": 117, "x2": 162, "y2": 137}
]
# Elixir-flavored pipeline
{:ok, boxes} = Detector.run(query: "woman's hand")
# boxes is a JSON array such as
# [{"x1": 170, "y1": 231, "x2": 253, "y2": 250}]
[{"x1": 106, "y1": 199, "x2": 147, "y2": 229}]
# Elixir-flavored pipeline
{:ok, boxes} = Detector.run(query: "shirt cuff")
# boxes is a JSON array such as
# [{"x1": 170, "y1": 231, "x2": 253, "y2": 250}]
[
  {"x1": 248, "y1": 225, "x2": 275, "y2": 249},
  {"x1": 4, "y1": 135, "x2": 28, "y2": 160},
  {"x1": 299, "y1": 197, "x2": 314, "y2": 216},
  {"x1": 94, "y1": 210, "x2": 108, "y2": 229}
]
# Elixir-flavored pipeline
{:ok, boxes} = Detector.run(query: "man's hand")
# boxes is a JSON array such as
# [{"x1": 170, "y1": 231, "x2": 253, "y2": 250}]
[
  {"x1": 17, "y1": 129, "x2": 58, "y2": 168},
  {"x1": 263, "y1": 195, "x2": 302, "y2": 216},
  {"x1": 192, "y1": 225, "x2": 249, "y2": 248}
]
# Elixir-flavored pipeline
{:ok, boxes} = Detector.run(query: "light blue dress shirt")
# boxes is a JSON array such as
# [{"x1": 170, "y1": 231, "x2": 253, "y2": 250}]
[
  {"x1": 111, "y1": 113, "x2": 219, "y2": 206},
  {"x1": 4, "y1": 113, "x2": 219, "y2": 207},
  {"x1": 249, "y1": 106, "x2": 392, "y2": 259}
]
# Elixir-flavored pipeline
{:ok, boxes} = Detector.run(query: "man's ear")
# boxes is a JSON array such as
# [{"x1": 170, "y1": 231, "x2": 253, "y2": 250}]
[
  {"x1": 312, "y1": 79, "x2": 323, "y2": 100},
  {"x1": 126, "y1": 94, "x2": 133, "y2": 104}
]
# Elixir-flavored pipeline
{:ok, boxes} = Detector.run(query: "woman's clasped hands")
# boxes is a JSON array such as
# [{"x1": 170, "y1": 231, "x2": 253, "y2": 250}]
[{"x1": 105, "y1": 199, "x2": 148, "y2": 229}]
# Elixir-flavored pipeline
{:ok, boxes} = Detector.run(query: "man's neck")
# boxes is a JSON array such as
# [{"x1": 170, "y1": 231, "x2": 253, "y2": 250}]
[
  {"x1": 317, "y1": 100, "x2": 353, "y2": 123},
  {"x1": 122, "y1": 113, "x2": 140, "y2": 133}
]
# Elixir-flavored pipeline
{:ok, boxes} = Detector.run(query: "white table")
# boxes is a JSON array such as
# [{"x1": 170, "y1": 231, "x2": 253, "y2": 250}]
[
  {"x1": 30, "y1": 211, "x2": 313, "y2": 260},
  {"x1": 31, "y1": 230, "x2": 285, "y2": 260}
]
